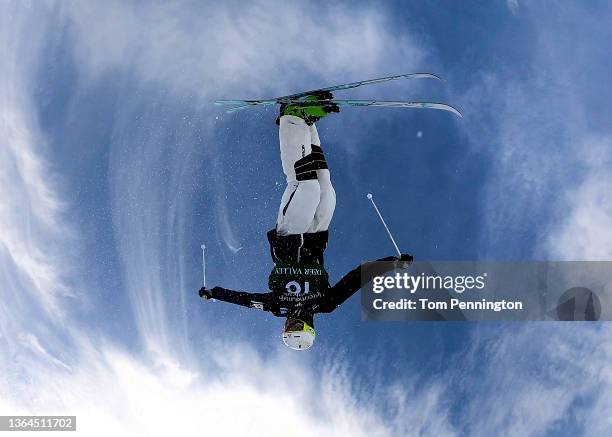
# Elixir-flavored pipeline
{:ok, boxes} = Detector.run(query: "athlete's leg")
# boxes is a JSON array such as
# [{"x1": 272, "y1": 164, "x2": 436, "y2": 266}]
[
  {"x1": 276, "y1": 181, "x2": 320, "y2": 235},
  {"x1": 307, "y1": 169, "x2": 335, "y2": 232},
  {"x1": 309, "y1": 122, "x2": 321, "y2": 148},
  {"x1": 276, "y1": 115, "x2": 320, "y2": 235},
  {"x1": 278, "y1": 115, "x2": 311, "y2": 183},
  {"x1": 306, "y1": 123, "x2": 336, "y2": 233}
]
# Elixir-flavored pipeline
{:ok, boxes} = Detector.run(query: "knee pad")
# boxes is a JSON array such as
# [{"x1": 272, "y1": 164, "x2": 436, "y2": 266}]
[{"x1": 294, "y1": 145, "x2": 328, "y2": 181}]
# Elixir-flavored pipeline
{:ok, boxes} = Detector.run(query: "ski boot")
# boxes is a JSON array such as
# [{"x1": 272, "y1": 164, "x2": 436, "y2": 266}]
[{"x1": 276, "y1": 91, "x2": 340, "y2": 125}]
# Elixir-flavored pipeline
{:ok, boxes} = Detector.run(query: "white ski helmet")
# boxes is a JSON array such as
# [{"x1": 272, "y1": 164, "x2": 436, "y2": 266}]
[{"x1": 282, "y1": 318, "x2": 315, "y2": 350}]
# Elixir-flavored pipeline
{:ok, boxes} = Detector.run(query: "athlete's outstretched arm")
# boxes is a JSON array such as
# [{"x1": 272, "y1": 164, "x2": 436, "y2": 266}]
[
  {"x1": 199, "y1": 286, "x2": 281, "y2": 315},
  {"x1": 317, "y1": 254, "x2": 413, "y2": 313}
]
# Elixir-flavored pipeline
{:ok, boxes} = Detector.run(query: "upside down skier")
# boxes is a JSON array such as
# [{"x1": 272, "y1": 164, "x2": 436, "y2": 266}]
[{"x1": 199, "y1": 93, "x2": 413, "y2": 350}]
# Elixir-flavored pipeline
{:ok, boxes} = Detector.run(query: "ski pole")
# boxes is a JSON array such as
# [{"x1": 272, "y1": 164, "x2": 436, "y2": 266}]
[
  {"x1": 366, "y1": 193, "x2": 401, "y2": 257},
  {"x1": 201, "y1": 244, "x2": 207, "y2": 288}
]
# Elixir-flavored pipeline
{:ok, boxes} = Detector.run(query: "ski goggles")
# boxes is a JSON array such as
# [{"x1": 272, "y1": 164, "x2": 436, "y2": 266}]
[{"x1": 284, "y1": 319, "x2": 306, "y2": 333}]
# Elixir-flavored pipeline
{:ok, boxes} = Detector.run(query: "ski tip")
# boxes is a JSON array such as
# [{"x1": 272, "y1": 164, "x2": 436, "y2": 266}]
[
  {"x1": 419, "y1": 72, "x2": 444, "y2": 82},
  {"x1": 433, "y1": 103, "x2": 463, "y2": 117}
]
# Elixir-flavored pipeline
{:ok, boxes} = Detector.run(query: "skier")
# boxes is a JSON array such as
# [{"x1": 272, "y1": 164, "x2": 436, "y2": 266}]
[{"x1": 200, "y1": 93, "x2": 413, "y2": 350}]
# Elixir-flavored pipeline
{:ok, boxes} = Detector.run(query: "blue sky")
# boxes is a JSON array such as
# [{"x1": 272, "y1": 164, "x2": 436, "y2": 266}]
[{"x1": 1, "y1": 1, "x2": 612, "y2": 435}]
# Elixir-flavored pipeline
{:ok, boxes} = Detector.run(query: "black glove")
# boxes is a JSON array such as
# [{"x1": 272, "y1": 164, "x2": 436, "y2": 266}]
[
  {"x1": 394, "y1": 253, "x2": 414, "y2": 270},
  {"x1": 198, "y1": 286, "x2": 212, "y2": 300}
]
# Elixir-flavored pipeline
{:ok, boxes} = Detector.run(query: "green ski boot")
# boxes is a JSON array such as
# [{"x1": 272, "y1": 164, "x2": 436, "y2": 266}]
[{"x1": 277, "y1": 91, "x2": 340, "y2": 125}]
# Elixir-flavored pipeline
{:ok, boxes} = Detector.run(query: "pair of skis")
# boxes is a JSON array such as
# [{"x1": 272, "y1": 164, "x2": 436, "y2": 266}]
[{"x1": 214, "y1": 72, "x2": 462, "y2": 117}]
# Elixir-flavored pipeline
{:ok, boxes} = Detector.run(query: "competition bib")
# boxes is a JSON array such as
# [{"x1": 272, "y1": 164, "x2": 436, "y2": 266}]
[{"x1": 268, "y1": 262, "x2": 329, "y2": 296}]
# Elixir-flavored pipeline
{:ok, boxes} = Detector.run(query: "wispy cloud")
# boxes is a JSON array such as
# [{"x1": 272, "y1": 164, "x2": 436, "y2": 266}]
[
  {"x1": 458, "y1": 324, "x2": 612, "y2": 435},
  {"x1": 546, "y1": 137, "x2": 612, "y2": 260},
  {"x1": 65, "y1": 1, "x2": 425, "y2": 100},
  {"x1": 18, "y1": 332, "x2": 72, "y2": 371},
  {"x1": 452, "y1": 4, "x2": 612, "y2": 432},
  {"x1": 459, "y1": 3, "x2": 612, "y2": 260},
  {"x1": 3, "y1": 324, "x2": 611, "y2": 436},
  {"x1": 507, "y1": 0, "x2": 520, "y2": 14},
  {"x1": 1, "y1": 338, "x2": 457, "y2": 437},
  {"x1": 0, "y1": 2, "x2": 76, "y2": 367}
]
